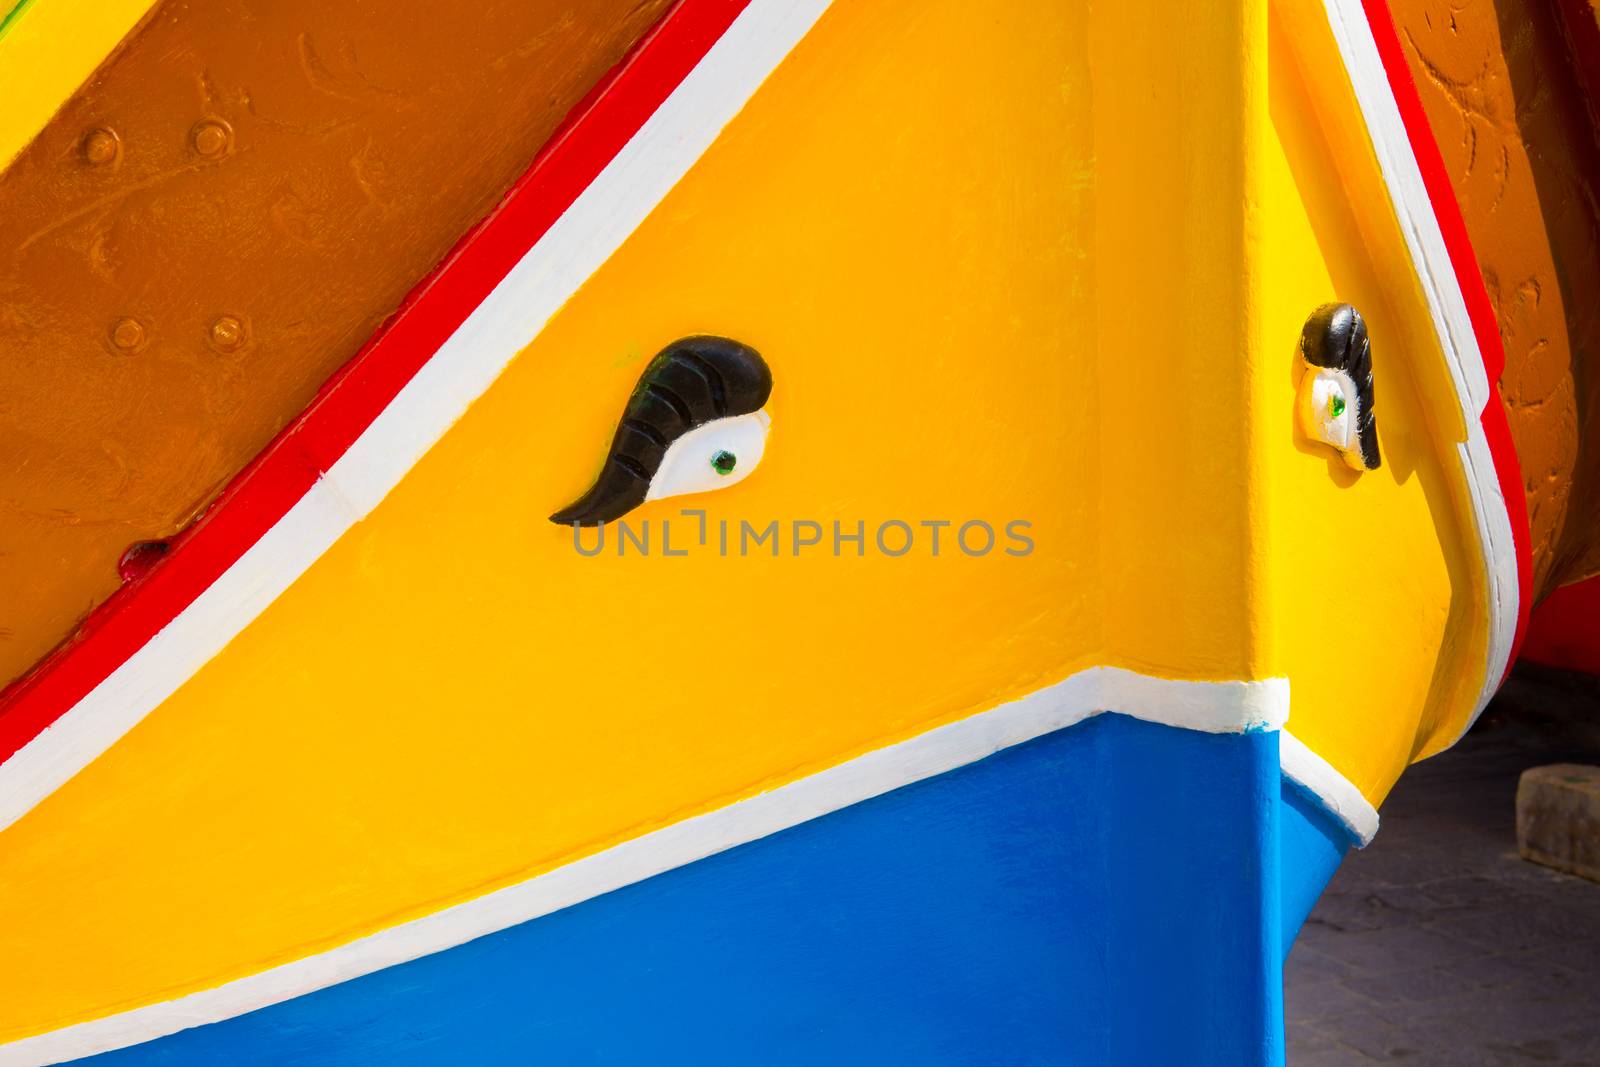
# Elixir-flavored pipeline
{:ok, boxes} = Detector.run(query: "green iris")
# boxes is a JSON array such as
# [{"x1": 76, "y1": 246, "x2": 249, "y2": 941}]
[
  {"x1": 1329, "y1": 394, "x2": 1346, "y2": 417},
  {"x1": 710, "y1": 450, "x2": 737, "y2": 476}
]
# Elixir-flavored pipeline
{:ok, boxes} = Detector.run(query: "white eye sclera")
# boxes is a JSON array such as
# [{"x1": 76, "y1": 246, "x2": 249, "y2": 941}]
[
  {"x1": 1300, "y1": 368, "x2": 1357, "y2": 458},
  {"x1": 644, "y1": 410, "x2": 771, "y2": 504}
]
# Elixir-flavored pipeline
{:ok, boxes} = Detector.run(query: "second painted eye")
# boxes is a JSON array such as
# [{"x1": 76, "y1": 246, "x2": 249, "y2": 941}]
[
  {"x1": 1296, "y1": 302, "x2": 1380, "y2": 471},
  {"x1": 711, "y1": 450, "x2": 738, "y2": 476}
]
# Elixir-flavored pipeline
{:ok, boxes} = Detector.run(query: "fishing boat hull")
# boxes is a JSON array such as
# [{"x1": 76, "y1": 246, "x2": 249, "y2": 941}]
[{"x1": 0, "y1": 0, "x2": 1593, "y2": 1062}]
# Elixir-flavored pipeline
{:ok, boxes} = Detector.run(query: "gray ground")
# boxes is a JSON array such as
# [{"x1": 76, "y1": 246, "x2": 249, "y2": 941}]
[{"x1": 1286, "y1": 665, "x2": 1600, "y2": 1065}]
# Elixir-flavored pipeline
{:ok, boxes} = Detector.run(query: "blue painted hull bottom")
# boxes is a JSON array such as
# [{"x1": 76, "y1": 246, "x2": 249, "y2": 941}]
[
  {"x1": 80, "y1": 715, "x2": 1354, "y2": 1066},
  {"x1": 1281, "y1": 777, "x2": 1355, "y2": 952}
]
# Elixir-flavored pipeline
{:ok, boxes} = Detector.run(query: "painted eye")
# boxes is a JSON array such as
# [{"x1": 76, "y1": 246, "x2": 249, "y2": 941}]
[
  {"x1": 1295, "y1": 302, "x2": 1380, "y2": 471},
  {"x1": 548, "y1": 336, "x2": 774, "y2": 525}
]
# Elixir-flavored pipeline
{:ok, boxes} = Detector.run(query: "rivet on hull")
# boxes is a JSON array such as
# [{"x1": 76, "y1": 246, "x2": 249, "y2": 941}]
[
  {"x1": 191, "y1": 119, "x2": 233, "y2": 158},
  {"x1": 82, "y1": 127, "x2": 120, "y2": 165},
  {"x1": 109, "y1": 317, "x2": 147, "y2": 352},
  {"x1": 209, "y1": 315, "x2": 247, "y2": 352}
]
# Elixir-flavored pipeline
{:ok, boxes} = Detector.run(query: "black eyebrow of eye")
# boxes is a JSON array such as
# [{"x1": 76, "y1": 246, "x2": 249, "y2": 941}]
[
  {"x1": 622, "y1": 417, "x2": 668, "y2": 448},
  {"x1": 678, "y1": 350, "x2": 728, "y2": 417},
  {"x1": 609, "y1": 453, "x2": 652, "y2": 483},
  {"x1": 643, "y1": 382, "x2": 694, "y2": 426}
]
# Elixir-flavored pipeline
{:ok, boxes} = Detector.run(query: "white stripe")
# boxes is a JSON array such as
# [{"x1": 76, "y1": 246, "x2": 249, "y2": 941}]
[
  {"x1": 1321, "y1": 0, "x2": 1519, "y2": 734},
  {"x1": 0, "y1": 667, "x2": 1287, "y2": 1066},
  {"x1": 1280, "y1": 731, "x2": 1379, "y2": 846},
  {"x1": 0, "y1": 0, "x2": 836, "y2": 836}
]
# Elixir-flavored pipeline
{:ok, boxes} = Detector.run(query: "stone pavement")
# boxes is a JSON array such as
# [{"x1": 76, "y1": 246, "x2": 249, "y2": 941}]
[{"x1": 1286, "y1": 665, "x2": 1600, "y2": 1066}]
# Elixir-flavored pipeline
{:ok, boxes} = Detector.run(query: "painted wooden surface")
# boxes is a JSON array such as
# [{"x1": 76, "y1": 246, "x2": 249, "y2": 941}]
[
  {"x1": 0, "y1": 0, "x2": 157, "y2": 172},
  {"x1": 0, "y1": 0, "x2": 1097, "y2": 1031},
  {"x1": 1262, "y1": 0, "x2": 1517, "y2": 790},
  {"x1": 1522, "y1": 574, "x2": 1600, "y2": 675},
  {"x1": 0, "y1": 0, "x2": 1541, "y2": 1057},
  {"x1": 56, "y1": 717, "x2": 1289, "y2": 1066},
  {"x1": 1389, "y1": 0, "x2": 1600, "y2": 597},
  {"x1": 0, "y1": 0, "x2": 670, "y2": 688}
]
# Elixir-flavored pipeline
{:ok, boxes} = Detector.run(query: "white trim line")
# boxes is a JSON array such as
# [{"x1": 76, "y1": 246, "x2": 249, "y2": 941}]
[
  {"x1": 0, "y1": 667, "x2": 1287, "y2": 1066},
  {"x1": 0, "y1": 0, "x2": 836, "y2": 836},
  {"x1": 1321, "y1": 0, "x2": 1519, "y2": 735},
  {"x1": 1280, "y1": 731, "x2": 1379, "y2": 846}
]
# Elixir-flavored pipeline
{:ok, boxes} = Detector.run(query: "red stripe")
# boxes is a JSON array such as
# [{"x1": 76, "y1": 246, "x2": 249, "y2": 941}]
[
  {"x1": 0, "y1": 0, "x2": 753, "y2": 763},
  {"x1": 1521, "y1": 572, "x2": 1600, "y2": 675},
  {"x1": 1359, "y1": 0, "x2": 1533, "y2": 678}
]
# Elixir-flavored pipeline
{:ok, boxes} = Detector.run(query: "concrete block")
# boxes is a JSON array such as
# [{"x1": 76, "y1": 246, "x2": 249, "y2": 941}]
[{"x1": 1517, "y1": 764, "x2": 1600, "y2": 882}]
